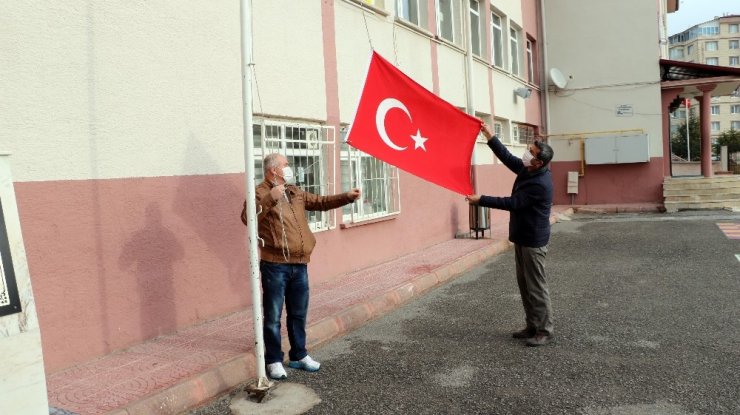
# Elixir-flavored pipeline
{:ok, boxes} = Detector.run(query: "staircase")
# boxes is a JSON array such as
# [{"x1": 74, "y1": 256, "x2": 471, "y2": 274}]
[{"x1": 663, "y1": 176, "x2": 740, "y2": 212}]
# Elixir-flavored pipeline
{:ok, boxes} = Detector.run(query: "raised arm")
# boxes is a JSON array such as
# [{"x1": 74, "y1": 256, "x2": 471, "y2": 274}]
[{"x1": 480, "y1": 122, "x2": 524, "y2": 174}]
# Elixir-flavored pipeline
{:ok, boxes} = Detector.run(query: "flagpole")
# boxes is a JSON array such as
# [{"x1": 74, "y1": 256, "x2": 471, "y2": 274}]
[
  {"x1": 463, "y1": 0, "x2": 477, "y2": 190},
  {"x1": 239, "y1": 0, "x2": 272, "y2": 392}
]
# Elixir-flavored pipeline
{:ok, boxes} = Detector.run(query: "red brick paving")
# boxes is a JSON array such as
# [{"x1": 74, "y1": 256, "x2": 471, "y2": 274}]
[
  {"x1": 47, "y1": 207, "x2": 574, "y2": 415},
  {"x1": 717, "y1": 222, "x2": 740, "y2": 239}
]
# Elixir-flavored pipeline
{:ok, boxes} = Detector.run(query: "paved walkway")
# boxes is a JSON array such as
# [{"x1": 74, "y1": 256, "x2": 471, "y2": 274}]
[{"x1": 46, "y1": 204, "x2": 657, "y2": 415}]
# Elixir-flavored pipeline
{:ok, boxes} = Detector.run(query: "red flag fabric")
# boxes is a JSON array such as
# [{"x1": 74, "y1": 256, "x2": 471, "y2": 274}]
[{"x1": 346, "y1": 52, "x2": 482, "y2": 195}]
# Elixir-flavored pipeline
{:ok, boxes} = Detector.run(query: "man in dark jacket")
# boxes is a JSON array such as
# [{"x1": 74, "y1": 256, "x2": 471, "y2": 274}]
[
  {"x1": 466, "y1": 123, "x2": 555, "y2": 346},
  {"x1": 242, "y1": 153, "x2": 360, "y2": 379}
]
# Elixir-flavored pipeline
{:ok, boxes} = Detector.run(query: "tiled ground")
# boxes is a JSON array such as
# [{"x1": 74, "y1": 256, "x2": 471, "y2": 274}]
[
  {"x1": 717, "y1": 222, "x2": 740, "y2": 239},
  {"x1": 46, "y1": 208, "x2": 575, "y2": 415}
]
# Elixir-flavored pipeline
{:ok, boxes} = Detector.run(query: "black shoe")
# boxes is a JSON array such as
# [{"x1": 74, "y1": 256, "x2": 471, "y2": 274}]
[
  {"x1": 526, "y1": 333, "x2": 552, "y2": 347},
  {"x1": 512, "y1": 328, "x2": 536, "y2": 339}
]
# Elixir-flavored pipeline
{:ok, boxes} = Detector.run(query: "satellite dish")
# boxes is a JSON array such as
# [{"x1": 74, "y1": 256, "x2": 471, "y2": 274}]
[{"x1": 549, "y1": 68, "x2": 569, "y2": 89}]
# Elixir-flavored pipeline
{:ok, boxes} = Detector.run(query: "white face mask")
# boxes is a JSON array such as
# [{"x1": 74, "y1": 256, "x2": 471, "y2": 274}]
[
  {"x1": 280, "y1": 166, "x2": 295, "y2": 184},
  {"x1": 522, "y1": 150, "x2": 535, "y2": 167}
]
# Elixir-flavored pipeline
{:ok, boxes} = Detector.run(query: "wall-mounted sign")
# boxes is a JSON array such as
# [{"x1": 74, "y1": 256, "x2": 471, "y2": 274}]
[
  {"x1": 616, "y1": 104, "x2": 634, "y2": 117},
  {"x1": 0, "y1": 199, "x2": 21, "y2": 317}
]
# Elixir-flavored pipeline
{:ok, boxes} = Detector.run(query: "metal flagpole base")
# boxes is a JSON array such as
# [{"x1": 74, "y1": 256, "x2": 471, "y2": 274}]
[{"x1": 244, "y1": 377, "x2": 274, "y2": 403}]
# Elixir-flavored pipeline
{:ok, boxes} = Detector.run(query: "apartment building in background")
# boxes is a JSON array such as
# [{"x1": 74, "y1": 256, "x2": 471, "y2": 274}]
[{"x1": 669, "y1": 14, "x2": 740, "y2": 138}]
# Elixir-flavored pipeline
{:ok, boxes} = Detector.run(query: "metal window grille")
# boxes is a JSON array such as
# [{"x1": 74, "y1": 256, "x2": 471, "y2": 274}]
[
  {"x1": 340, "y1": 142, "x2": 400, "y2": 223},
  {"x1": 253, "y1": 119, "x2": 336, "y2": 232}
]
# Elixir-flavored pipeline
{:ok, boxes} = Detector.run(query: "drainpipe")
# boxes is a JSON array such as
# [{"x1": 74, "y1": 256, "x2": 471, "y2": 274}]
[{"x1": 538, "y1": 0, "x2": 550, "y2": 136}]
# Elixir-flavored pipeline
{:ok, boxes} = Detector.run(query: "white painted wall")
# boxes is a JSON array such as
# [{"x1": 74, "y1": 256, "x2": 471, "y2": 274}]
[
  {"x1": 252, "y1": 1, "x2": 327, "y2": 121},
  {"x1": 0, "y1": 1, "x2": 246, "y2": 182},
  {"x1": 544, "y1": 0, "x2": 664, "y2": 161}
]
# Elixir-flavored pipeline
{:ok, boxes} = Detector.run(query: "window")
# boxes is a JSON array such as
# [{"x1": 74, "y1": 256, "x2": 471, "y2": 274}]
[
  {"x1": 730, "y1": 24, "x2": 739, "y2": 33},
  {"x1": 526, "y1": 39, "x2": 534, "y2": 83},
  {"x1": 511, "y1": 123, "x2": 536, "y2": 145},
  {"x1": 730, "y1": 56, "x2": 740, "y2": 66},
  {"x1": 669, "y1": 48, "x2": 684, "y2": 59},
  {"x1": 733, "y1": 121, "x2": 740, "y2": 130},
  {"x1": 706, "y1": 57, "x2": 719, "y2": 65},
  {"x1": 687, "y1": 45, "x2": 694, "y2": 55},
  {"x1": 705, "y1": 41, "x2": 718, "y2": 51},
  {"x1": 436, "y1": 0, "x2": 462, "y2": 45},
  {"x1": 510, "y1": 28, "x2": 520, "y2": 75},
  {"x1": 490, "y1": 12, "x2": 503, "y2": 67},
  {"x1": 494, "y1": 121, "x2": 503, "y2": 138},
  {"x1": 731, "y1": 104, "x2": 740, "y2": 114},
  {"x1": 340, "y1": 142, "x2": 400, "y2": 223},
  {"x1": 468, "y1": 0, "x2": 482, "y2": 56},
  {"x1": 730, "y1": 40, "x2": 739, "y2": 49},
  {"x1": 711, "y1": 121, "x2": 720, "y2": 131},
  {"x1": 511, "y1": 124, "x2": 519, "y2": 143},
  {"x1": 711, "y1": 105, "x2": 720, "y2": 115},
  {"x1": 397, "y1": 0, "x2": 428, "y2": 28},
  {"x1": 254, "y1": 120, "x2": 336, "y2": 231}
]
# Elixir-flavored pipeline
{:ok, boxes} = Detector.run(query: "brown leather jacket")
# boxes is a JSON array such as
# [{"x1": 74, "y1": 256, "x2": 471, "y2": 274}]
[{"x1": 241, "y1": 181, "x2": 353, "y2": 264}]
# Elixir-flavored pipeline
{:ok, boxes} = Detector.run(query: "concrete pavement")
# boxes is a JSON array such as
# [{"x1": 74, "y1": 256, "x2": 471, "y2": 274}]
[
  {"x1": 47, "y1": 204, "x2": 664, "y2": 415},
  {"x1": 220, "y1": 209, "x2": 739, "y2": 415}
]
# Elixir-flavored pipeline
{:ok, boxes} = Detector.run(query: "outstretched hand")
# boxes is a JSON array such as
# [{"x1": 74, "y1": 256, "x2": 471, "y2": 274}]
[
  {"x1": 465, "y1": 194, "x2": 481, "y2": 205},
  {"x1": 479, "y1": 122, "x2": 494, "y2": 140},
  {"x1": 347, "y1": 188, "x2": 361, "y2": 201}
]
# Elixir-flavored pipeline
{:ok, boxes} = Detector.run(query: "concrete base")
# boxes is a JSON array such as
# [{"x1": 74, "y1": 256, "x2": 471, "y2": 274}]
[{"x1": 230, "y1": 382, "x2": 321, "y2": 415}]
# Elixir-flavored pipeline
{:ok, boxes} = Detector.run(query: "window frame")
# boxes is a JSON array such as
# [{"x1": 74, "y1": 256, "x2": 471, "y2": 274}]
[
  {"x1": 711, "y1": 121, "x2": 720, "y2": 131},
  {"x1": 436, "y1": 0, "x2": 462, "y2": 46},
  {"x1": 510, "y1": 26, "x2": 520, "y2": 76},
  {"x1": 705, "y1": 41, "x2": 719, "y2": 51},
  {"x1": 490, "y1": 11, "x2": 504, "y2": 68},
  {"x1": 732, "y1": 121, "x2": 740, "y2": 130},
  {"x1": 340, "y1": 141, "x2": 401, "y2": 224},
  {"x1": 706, "y1": 57, "x2": 719, "y2": 65},
  {"x1": 730, "y1": 104, "x2": 740, "y2": 114},
  {"x1": 469, "y1": 0, "x2": 482, "y2": 57},
  {"x1": 253, "y1": 119, "x2": 337, "y2": 232},
  {"x1": 397, "y1": 0, "x2": 426, "y2": 28},
  {"x1": 526, "y1": 38, "x2": 534, "y2": 83},
  {"x1": 730, "y1": 56, "x2": 740, "y2": 66},
  {"x1": 711, "y1": 105, "x2": 720, "y2": 115}
]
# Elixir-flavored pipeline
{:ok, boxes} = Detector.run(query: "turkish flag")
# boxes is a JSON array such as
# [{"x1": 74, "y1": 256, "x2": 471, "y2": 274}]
[{"x1": 346, "y1": 52, "x2": 482, "y2": 195}]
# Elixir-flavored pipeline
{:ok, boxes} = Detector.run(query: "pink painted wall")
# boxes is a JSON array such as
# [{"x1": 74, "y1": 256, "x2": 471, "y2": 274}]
[
  {"x1": 17, "y1": 164, "x2": 515, "y2": 373},
  {"x1": 550, "y1": 158, "x2": 665, "y2": 205}
]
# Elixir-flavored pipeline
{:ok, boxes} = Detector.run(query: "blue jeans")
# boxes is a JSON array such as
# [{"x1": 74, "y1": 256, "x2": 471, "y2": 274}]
[{"x1": 260, "y1": 261, "x2": 309, "y2": 364}]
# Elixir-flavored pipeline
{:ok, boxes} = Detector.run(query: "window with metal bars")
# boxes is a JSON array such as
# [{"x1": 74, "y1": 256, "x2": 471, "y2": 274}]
[
  {"x1": 252, "y1": 119, "x2": 336, "y2": 232},
  {"x1": 340, "y1": 142, "x2": 401, "y2": 224}
]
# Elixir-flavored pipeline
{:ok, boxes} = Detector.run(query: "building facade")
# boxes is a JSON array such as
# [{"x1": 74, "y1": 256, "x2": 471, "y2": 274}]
[
  {"x1": 1, "y1": 0, "x2": 545, "y2": 374},
  {"x1": 669, "y1": 15, "x2": 740, "y2": 138}
]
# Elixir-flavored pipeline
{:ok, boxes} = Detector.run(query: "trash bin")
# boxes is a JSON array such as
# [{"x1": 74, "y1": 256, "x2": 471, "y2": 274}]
[{"x1": 469, "y1": 204, "x2": 490, "y2": 239}]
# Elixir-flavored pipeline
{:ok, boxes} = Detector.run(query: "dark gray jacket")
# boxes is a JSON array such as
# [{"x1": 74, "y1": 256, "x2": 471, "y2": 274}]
[{"x1": 478, "y1": 137, "x2": 553, "y2": 248}]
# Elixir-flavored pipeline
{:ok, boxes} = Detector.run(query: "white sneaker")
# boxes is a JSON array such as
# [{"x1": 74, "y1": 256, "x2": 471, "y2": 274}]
[
  {"x1": 267, "y1": 362, "x2": 287, "y2": 380},
  {"x1": 288, "y1": 355, "x2": 321, "y2": 372}
]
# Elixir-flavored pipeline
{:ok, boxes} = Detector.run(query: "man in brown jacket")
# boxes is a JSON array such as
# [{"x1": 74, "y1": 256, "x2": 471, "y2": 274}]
[{"x1": 242, "y1": 153, "x2": 360, "y2": 380}]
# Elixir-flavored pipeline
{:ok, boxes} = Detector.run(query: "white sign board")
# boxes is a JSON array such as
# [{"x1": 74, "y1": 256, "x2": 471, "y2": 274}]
[{"x1": 616, "y1": 104, "x2": 633, "y2": 117}]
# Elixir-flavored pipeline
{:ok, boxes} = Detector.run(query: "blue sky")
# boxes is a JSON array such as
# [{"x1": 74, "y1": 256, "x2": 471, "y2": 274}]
[{"x1": 667, "y1": 0, "x2": 739, "y2": 35}]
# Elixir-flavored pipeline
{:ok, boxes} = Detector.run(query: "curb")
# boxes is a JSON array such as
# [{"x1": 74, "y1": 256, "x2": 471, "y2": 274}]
[{"x1": 109, "y1": 210, "x2": 571, "y2": 414}]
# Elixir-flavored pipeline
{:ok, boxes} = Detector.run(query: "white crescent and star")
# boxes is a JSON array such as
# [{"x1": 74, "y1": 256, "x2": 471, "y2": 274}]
[{"x1": 375, "y1": 98, "x2": 428, "y2": 152}]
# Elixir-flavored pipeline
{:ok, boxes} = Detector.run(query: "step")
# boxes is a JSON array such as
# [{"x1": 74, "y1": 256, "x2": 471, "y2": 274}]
[
  {"x1": 663, "y1": 187, "x2": 740, "y2": 197},
  {"x1": 664, "y1": 200, "x2": 740, "y2": 212},
  {"x1": 663, "y1": 178, "x2": 740, "y2": 191},
  {"x1": 664, "y1": 192, "x2": 740, "y2": 202}
]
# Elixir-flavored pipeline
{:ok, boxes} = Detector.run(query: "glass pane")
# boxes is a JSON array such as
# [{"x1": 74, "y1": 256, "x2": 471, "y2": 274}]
[
  {"x1": 439, "y1": 0, "x2": 453, "y2": 41},
  {"x1": 471, "y1": 12, "x2": 480, "y2": 55}
]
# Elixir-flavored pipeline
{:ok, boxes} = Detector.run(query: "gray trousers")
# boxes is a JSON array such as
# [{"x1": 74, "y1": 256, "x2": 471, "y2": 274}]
[{"x1": 514, "y1": 244, "x2": 554, "y2": 335}]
